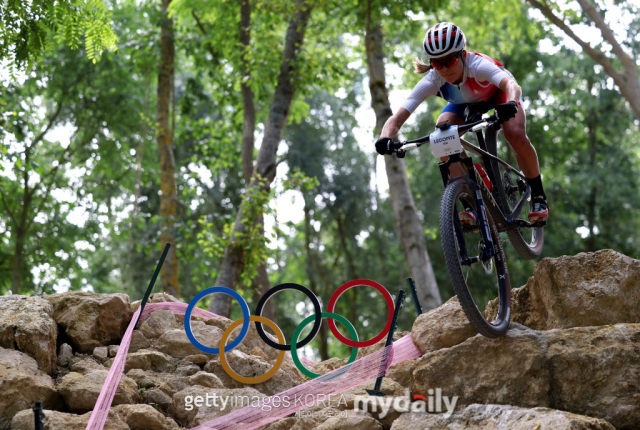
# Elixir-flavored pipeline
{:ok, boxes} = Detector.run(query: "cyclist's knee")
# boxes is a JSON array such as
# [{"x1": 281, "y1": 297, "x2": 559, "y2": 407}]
[{"x1": 503, "y1": 127, "x2": 531, "y2": 151}]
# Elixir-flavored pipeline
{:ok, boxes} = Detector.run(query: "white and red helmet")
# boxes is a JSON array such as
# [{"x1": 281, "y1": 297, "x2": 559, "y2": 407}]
[{"x1": 423, "y1": 22, "x2": 466, "y2": 59}]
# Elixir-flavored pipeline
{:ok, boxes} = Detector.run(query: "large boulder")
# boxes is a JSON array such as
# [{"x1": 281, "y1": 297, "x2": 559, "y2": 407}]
[
  {"x1": 57, "y1": 370, "x2": 139, "y2": 413},
  {"x1": 0, "y1": 348, "x2": 62, "y2": 430},
  {"x1": 411, "y1": 296, "x2": 477, "y2": 354},
  {"x1": 139, "y1": 310, "x2": 179, "y2": 339},
  {"x1": 123, "y1": 349, "x2": 175, "y2": 373},
  {"x1": 44, "y1": 292, "x2": 132, "y2": 353},
  {"x1": 485, "y1": 250, "x2": 640, "y2": 330},
  {"x1": 389, "y1": 404, "x2": 616, "y2": 430},
  {"x1": 0, "y1": 295, "x2": 58, "y2": 374},
  {"x1": 411, "y1": 323, "x2": 640, "y2": 430},
  {"x1": 112, "y1": 404, "x2": 181, "y2": 430},
  {"x1": 153, "y1": 321, "x2": 223, "y2": 358},
  {"x1": 10, "y1": 409, "x2": 128, "y2": 430}
]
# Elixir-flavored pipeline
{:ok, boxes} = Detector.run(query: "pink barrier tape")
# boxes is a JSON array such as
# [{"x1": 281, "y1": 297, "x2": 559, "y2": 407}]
[
  {"x1": 85, "y1": 306, "x2": 141, "y2": 429},
  {"x1": 139, "y1": 301, "x2": 228, "y2": 322},
  {"x1": 190, "y1": 334, "x2": 421, "y2": 430},
  {"x1": 86, "y1": 302, "x2": 422, "y2": 430},
  {"x1": 86, "y1": 302, "x2": 223, "y2": 430}
]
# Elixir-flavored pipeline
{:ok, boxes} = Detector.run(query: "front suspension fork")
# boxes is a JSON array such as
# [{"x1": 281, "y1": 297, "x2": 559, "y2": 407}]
[{"x1": 439, "y1": 155, "x2": 496, "y2": 263}]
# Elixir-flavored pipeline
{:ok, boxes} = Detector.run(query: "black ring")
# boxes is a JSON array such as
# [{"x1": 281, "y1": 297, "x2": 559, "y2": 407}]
[{"x1": 254, "y1": 283, "x2": 322, "y2": 351}]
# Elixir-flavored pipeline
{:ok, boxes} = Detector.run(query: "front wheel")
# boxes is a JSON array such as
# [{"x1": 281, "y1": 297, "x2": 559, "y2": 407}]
[{"x1": 440, "y1": 180, "x2": 511, "y2": 338}]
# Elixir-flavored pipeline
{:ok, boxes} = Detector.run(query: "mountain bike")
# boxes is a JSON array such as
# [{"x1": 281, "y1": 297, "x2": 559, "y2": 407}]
[{"x1": 388, "y1": 102, "x2": 545, "y2": 337}]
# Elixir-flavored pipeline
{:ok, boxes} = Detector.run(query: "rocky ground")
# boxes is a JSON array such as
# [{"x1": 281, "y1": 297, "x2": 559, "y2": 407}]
[{"x1": 1, "y1": 249, "x2": 638, "y2": 429}]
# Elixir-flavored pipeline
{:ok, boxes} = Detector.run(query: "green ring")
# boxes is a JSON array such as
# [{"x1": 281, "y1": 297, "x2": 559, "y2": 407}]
[{"x1": 290, "y1": 311, "x2": 359, "y2": 379}]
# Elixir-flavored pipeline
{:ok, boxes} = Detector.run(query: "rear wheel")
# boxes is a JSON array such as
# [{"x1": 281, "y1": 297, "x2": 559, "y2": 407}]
[
  {"x1": 485, "y1": 126, "x2": 544, "y2": 259},
  {"x1": 440, "y1": 180, "x2": 511, "y2": 338}
]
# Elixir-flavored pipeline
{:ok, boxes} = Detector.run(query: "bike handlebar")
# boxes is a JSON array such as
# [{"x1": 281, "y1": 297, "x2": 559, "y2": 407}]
[{"x1": 391, "y1": 113, "x2": 503, "y2": 154}]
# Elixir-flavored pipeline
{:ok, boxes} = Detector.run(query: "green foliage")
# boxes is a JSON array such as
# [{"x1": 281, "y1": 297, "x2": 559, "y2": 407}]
[{"x1": 0, "y1": 0, "x2": 118, "y2": 73}]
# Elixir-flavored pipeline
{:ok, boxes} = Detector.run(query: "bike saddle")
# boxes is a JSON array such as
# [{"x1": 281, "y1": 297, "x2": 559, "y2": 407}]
[{"x1": 464, "y1": 101, "x2": 490, "y2": 123}]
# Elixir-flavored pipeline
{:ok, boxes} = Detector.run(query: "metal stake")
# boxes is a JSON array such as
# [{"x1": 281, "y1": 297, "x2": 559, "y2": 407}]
[
  {"x1": 407, "y1": 277, "x2": 423, "y2": 316},
  {"x1": 33, "y1": 401, "x2": 44, "y2": 430},
  {"x1": 134, "y1": 242, "x2": 171, "y2": 327},
  {"x1": 366, "y1": 289, "x2": 406, "y2": 396}
]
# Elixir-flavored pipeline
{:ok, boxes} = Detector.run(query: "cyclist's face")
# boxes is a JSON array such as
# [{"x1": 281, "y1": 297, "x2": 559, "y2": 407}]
[{"x1": 433, "y1": 51, "x2": 465, "y2": 84}]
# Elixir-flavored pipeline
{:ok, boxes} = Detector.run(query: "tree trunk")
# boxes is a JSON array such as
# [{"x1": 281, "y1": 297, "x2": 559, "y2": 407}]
[
  {"x1": 364, "y1": 2, "x2": 441, "y2": 311},
  {"x1": 208, "y1": 0, "x2": 315, "y2": 316},
  {"x1": 586, "y1": 80, "x2": 597, "y2": 252},
  {"x1": 238, "y1": 0, "x2": 275, "y2": 324},
  {"x1": 526, "y1": 0, "x2": 640, "y2": 121},
  {"x1": 10, "y1": 227, "x2": 25, "y2": 294},
  {"x1": 157, "y1": 0, "x2": 179, "y2": 298}
]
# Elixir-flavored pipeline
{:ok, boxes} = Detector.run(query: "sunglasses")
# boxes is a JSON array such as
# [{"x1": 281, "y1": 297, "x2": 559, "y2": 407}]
[{"x1": 430, "y1": 52, "x2": 461, "y2": 70}]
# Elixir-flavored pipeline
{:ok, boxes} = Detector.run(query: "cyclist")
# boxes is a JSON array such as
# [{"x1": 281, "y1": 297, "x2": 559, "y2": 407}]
[{"x1": 375, "y1": 22, "x2": 548, "y2": 224}]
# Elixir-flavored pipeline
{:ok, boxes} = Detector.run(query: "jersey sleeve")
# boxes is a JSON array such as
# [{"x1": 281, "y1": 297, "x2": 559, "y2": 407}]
[
  {"x1": 474, "y1": 56, "x2": 511, "y2": 88},
  {"x1": 400, "y1": 71, "x2": 440, "y2": 113}
]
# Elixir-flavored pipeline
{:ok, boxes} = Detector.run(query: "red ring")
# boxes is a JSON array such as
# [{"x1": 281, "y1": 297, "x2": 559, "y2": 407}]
[{"x1": 327, "y1": 279, "x2": 394, "y2": 347}]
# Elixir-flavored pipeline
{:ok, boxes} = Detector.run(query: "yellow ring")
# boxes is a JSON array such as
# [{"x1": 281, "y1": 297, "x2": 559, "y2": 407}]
[{"x1": 219, "y1": 315, "x2": 286, "y2": 384}]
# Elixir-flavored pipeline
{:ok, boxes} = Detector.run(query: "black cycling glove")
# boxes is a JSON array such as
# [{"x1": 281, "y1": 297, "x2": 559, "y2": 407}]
[
  {"x1": 496, "y1": 101, "x2": 518, "y2": 122},
  {"x1": 375, "y1": 137, "x2": 402, "y2": 155}
]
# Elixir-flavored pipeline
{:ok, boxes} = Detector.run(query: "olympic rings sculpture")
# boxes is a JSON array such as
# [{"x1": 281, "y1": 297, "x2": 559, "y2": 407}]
[{"x1": 183, "y1": 279, "x2": 395, "y2": 384}]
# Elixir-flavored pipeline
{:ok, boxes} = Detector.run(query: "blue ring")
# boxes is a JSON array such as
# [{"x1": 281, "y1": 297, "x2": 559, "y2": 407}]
[{"x1": 184, "y1": 287, "x2": 250, "y2": 354}]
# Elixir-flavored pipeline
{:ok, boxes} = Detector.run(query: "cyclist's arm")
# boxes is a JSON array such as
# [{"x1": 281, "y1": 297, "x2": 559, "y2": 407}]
[
  {"x1": 380, "y1": 108, "x2": 411, "y2": 138},
  {"x1": 499, "y1": 77, "x2": 522, "y2": 105}
]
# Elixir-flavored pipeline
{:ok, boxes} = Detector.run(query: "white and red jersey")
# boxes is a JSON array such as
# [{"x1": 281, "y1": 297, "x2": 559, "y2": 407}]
[{"x1": 401, "y1": 52, "x2": 516, "y2": 113}]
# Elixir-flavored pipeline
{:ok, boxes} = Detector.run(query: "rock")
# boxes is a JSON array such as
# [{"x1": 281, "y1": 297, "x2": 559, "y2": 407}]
[
  {"x1": 411, "y1": 296, "x2": 477, "y2": 354},
  {"x1": 311, "y1": 357, "x2": 347, "y2": 375},
  {"x1": 411, "y1": 323, "x2": 640, "y2": 430},
  {"x1": 314, "y1": 410, "x2": 383, "y2": 430},
  {"x1": 57, "y1": 370, "x2": 139, "y2": 413},
  {"x1": 485, "y1": 250, "x2": 640, "y2": 330},
  {"x1": 139, "y1": 310, "x2": 178, "y2": 339},
  {"x1": 143, "y1": 388, "x2": 173, "y2": 411},
  {"x1": 108, "y1": 345, "x2": 119, "y2": 357},
  {"x1": 93, "y1": 346, "x2": 108, "y2": 361},
  {"x1": 0, "y1": 295, "x2": 58, "y2": 374},
  {"x1": 44, "y1": 292, "x2": 132, "y2": 353},
  {"x1": 172, "y1": 386, "x2": 265, "y2": 427},
  {"x1": 176, "y1": 364, "x2": 201, "y2": 376},
  {"x1": 57, "y1": 343, "x2": 73, "y2": 367},
  {"x1": 188, "y1": 371, "x2": 225, "y2": 389},
  {"x1": 124, "y1": 349, "x2": 174, "y2": 373},
  {"x1": 0, "y1": 348, "x2": 62, "y2": 430},
  {"x1": 131, "y1": 293, "x2": 181, "y2": 312},
  {"x1": 69, "y1": 357, "x2": 105, "y2": 374},
  {"x1": 125, "y1": 369, "x2": 168, "y2": 389},
  {"x1": 129, "y1": 330, "x2": 150, "y2": 352},
  {"x1": 10, "y1": 408, "x2": 128, "y2": 430},
  {"x1": 112, "y1": 404, "x2": 181, "y2": 430},
  {"x1": 389, "y1": 404, "x2": 616, "y2": 430},
  {"x1": 182, "y1": 354, "x2": 208, "y2": 367},
  {"x1": 357, "y1": 331, "x2": 410, "y2": 358},
  {"x1": 154, "y1": 322, "x2": 224, "y2": 358},
  {"x1": 203, "y1": 350, "x2": 304, "y2": 396},
  {"x1": 158, "y1": 377, "x2": 191, "y2": 397},
  {"x1": 545, "y1": 324, "x2": 640, "y2": 429}
]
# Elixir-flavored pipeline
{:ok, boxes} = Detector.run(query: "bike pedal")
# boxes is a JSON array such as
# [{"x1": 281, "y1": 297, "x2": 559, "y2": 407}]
[{"x1": 531, "y1": 220, "x2": 547, "y2": 228}]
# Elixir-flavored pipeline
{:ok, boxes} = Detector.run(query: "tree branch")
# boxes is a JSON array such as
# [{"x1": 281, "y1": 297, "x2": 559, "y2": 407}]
[
  {"x1": 575, "y1": 0, "x2": 632, "y2": 65},
  {"x1": 526, "y1": 0, "x2": 624, "y2": 82},
  {"x1": 191, "y1": 11, "x2": 220, "y2": 65}
]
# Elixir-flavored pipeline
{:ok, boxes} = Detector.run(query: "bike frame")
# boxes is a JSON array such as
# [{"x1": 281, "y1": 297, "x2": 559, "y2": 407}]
[{"x1": 396, "y1": 117, "x2": 537, "y2": 263}]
